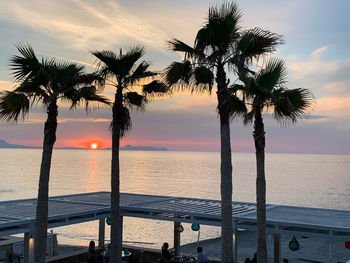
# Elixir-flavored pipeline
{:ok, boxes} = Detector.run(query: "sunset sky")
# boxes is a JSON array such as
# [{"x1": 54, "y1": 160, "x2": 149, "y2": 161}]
[{"x1": 1, "y1": 0, "x2": 350, "y2": 154}]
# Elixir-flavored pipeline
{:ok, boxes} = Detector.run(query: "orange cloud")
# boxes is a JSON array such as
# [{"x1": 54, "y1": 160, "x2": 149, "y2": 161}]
[
  {"x1": 162, "y1": 90, "x2": 217, "y2": 110},
  {"x1": 315, "y1": 96, "x2": 350, "y2": 117},
  {"x1": 0, "y1": 80, "x2": 16, "y2": 90},
  {"x1": 57, "y1": 118, "x2": 110, "y2": 124}
]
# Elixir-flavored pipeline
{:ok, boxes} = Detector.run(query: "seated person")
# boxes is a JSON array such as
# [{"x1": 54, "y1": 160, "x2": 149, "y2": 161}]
[
  {"x1": 196, "y1": 247, "x2": 208, "y2": 263},
  {"x1": 161, "y1": 242, "x2": 173, "y2": 262},
  {"x1": 127, "y1": 252, "x2": 138, "y2": 263},
  {"x1": 251, "y1": 252, "x2": 257, "y2": 263},
  {"x1": 87, "y1": 240, "x2": 103, "y2": 263}
]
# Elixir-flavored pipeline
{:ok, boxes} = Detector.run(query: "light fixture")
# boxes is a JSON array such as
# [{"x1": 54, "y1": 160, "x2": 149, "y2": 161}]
[{"x1": 289, "y1": 235, "x2": 300, "y2": 251}]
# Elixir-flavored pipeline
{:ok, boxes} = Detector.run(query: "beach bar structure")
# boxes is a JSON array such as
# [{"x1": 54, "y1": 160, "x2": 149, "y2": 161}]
[{"x1": 0, "y1": 192, "x2": 349, "y2": 262}]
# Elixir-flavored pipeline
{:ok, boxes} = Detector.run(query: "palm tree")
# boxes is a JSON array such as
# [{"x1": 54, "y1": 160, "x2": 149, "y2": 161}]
[
  {"x1": 164, "y1": 3, "x2": 282, "y2": 262},
  {"x1": 231, "y1": 58, "x2": 313, "y2": 262},
  {"x1": 92, "y1": 46, "x2": 169, "y2": 263},
  {"x1": 0, "y1": 45, "x2": 109, "y2": 263}
]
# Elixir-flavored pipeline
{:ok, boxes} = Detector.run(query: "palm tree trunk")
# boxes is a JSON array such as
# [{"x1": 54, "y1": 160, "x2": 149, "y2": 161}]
[
  {"x1": 34, "y1": 98, "x2": 58, "y2": 263},
  {"x1": 216, "y1": 64, "x2": 233, "y2": 263},
  {"x1": 110, "y1": 91, "x2": 123, "y2": 263},
  {"x1": 253, "y1": 109, "x2": 267, "y2": 263}
]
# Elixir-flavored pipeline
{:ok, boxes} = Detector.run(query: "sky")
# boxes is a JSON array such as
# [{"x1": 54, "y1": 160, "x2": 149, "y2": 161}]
[{"x1": 0, "y1": 0, "x2": 350, "y2": 154}]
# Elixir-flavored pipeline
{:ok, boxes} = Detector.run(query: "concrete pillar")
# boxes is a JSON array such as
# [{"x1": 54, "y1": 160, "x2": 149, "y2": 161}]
[
  {"x1": 273, "y1": 232, "x2": 281, "y2": 263},
  {"x1": 98, "y1": 218, "x2": 105, "y2": 248},
  {"x1": 174, "y1": 222, "x2": 181, "y2": 256}
]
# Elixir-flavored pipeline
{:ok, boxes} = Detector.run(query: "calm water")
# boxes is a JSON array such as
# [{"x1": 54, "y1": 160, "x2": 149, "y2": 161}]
[{"x1": 0, "y1": 149, "x2": 349, "y2": 249}]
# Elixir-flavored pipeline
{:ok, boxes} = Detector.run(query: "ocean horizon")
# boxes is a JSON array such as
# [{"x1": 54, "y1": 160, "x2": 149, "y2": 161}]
[{"x1": 0, "y1": 148, "x2": 349, "y2": 248}]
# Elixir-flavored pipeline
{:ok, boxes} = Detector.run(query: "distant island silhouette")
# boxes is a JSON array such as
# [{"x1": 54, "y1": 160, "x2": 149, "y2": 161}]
[
  {"x1": 0, "y1": 139, "x2": 167, "y2": 151},
  {"x1": 0, "y1": 139, "x2": 40, "y2": 149}
]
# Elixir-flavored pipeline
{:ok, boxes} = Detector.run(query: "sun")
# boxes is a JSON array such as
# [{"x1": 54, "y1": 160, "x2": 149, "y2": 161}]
[{"x1": 90, "y1": 143, "x2": 98, "y2": 149}]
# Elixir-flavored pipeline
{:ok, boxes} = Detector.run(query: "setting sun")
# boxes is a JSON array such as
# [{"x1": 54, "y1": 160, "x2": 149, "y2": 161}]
[{"x1": 90, "y1": 143, "x2": 98, "y2": 149}]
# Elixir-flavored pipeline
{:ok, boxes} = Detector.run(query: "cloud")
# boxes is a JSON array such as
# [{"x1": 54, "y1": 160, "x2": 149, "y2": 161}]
[
  {"x1": 159, "y1": 91, "x2": 217, "y2": 111},
  {"x1": 58, "y1": 118, "x2": 110, "y2": 124},
  {"x1": 287, "y1": 58, "x2": 345, "y2": 84},
  {"x1": 1, "y1": 0, "x2": 170, "y2": 51},
  {"x1": 311, "y1": 46, "x2": 328, "y2": 58},
  {"x1": 285, "y1": 47, "x2": 350, "y2": 120},
  {"x1": 315, "y1": 96, "x2": 350, "y2": 118},
  {"x1": 40, "y1": 53, "x2": 96, "y2": 70},
  {"x1": 0, "y1": 80, "x2": 16, "y2": 90}
]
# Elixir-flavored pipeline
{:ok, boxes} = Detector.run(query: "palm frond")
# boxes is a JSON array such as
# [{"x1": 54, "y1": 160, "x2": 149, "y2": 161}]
[
  {"x1": 192, "y1": 66, "x2": 214, "y2": 93},
  {"x1": 163, "y1": 61, "x2": 192, "y2": 87},
  {"x1": 228, "y1": 83, "x2": 245, "y2": 94},
  {"x1": 14, "y1": 79, "x2": 50, "y2": 105},
  {"x1": 10, "y1": 44, "x2": 41, "y2": 81},
  {"x1": 72, "y1": 86, "x2": 110, "y2": 110},
  {"x1": 126, "y1": 61, "x2": 157, "y2": 86},
  {"x1": 258, "y1": 58, "x2": 287, "y2": 91},
  {"x1": 196, "y1": 2, "x2": 241, "y2": 53},
  {"x1": 0, "y1": 91, "x2": 30, "y2": 122},
  {"x1": 77, "y1": 72, "x2": 105, "y2": 89},
  {"x1": 53, "y1": 63, "x2": 83, "y2": 93},
  {"x1": 63, "y1": 89, "x2": 81, "y2": 107},
  {"x1": 273, "y1": 88, "x2": 314, "y2": 123},
  {"x1": 237, "y1": 28, "x2": 283, "y2": 60},
  {"x1": 124, "y1": 92, "x2": 147, "y2": 111},
  {"x1": 91, "y1": 50, "x2": 118, "y2": 78},
  {"x1": 120, "y1": 46, "x2": 145, "y2": 77},
  {"x1": 143, "y1": 80, "x2": 170, "y2": 98},
  {"x1": 194, "y1": 27, "x2": 212, "y2": 54},
  {"x1": 110, "y1": 105, "x2": 131, "y2": 137},
  {"x1": 92, "y1": 47, "x2": 145, "y2": 82},
  {"x1": 209, "y1": 2, "x2": 241, "y2": 23},
  {"x1": 229, "y1": 94, "x2": 247, "y2": 119},
  {"x1": 238, "y1": 75, "x2": 257, "y2": 100},
  {"x1": 167, "y1": 38, "x2": 195, "y2": 54}
]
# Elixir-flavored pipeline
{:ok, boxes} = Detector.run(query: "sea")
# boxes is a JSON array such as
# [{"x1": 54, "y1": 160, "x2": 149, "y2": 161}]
[{"x1": 0, "y1": 149, "x2": 349, "y2": 249}]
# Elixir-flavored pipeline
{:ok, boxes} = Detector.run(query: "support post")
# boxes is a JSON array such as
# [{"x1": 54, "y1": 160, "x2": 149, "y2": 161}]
[
  {"x1": 120, "y1": 216, "x2": 123, "y2": 249},
  {"x1": 24, "y1": 232, "x2": 30, "y2": 263},
  {"x1": 99, "y1": 218, "x2": 105, "y2": 249},
  {"x1": 233, "y1": 220, "x2": 238, "y2": 263},
  {"x1": 329, "y1": 230, "x2": 334, "y2": 263},
  {"x1": 273, "y1": 231, "x2": 280, "y2": 263},
  {"x1": 29, "y1": 236, "x2": 34, "y2": 263},
  {"x1": 174, "y1": 221, "x2": 181, "y2": 256},
  {"x1": 24, "y1": 223, "x2": 34, "y2": 263},
  {"x1": 232, "y1": 220, "x2": 238, "y2": 262}
]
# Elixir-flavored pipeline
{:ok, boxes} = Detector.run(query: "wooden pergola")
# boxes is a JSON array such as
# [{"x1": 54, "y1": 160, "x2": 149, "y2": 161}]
[{"x1": 0, "y1": 192, "x2": 349, "y2": 263}]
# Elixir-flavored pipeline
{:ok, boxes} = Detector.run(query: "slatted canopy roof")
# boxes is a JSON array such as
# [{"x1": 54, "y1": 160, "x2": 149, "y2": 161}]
[{"x1": 0, "y1": 192, "x2": 349, "y2": 238}]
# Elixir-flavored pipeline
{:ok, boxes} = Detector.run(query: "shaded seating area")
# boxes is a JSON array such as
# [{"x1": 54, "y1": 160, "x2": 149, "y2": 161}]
[{"x1": 0, "y1": 192, "x2": 348, "y2": 263}]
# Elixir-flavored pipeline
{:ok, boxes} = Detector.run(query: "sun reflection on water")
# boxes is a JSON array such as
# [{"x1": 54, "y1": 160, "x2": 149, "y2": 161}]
[{"x1": 87, "y1": 150, "x2": 97, "y2": 192}]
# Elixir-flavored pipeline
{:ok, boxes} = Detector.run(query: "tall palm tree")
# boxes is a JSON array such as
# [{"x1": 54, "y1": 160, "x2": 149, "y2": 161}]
[
  {"x1": 0, "y1": 45, "x2": 109, "y2": 263},
  {"x1": 164, "y1": 3, "x2": 282, "y2": 262},
  {"x1": 92, "y1": 46, "x2": 169, "y2": 263},
  {"x1": 231, "y1": 58, "x2": 313, "y2": 262}
]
